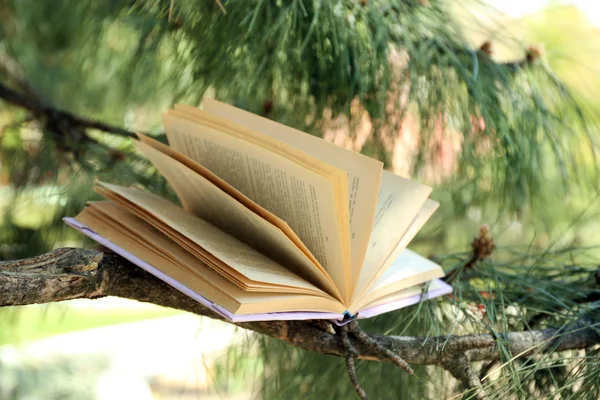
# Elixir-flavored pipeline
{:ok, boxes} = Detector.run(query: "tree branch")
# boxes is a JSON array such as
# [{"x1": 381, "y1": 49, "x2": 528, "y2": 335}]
[
  {"x1": 443, "y1": 354, "x2": 488, "y2": 400},
  {"x1": 0, "y1": 82, "x2": 137, "y2": 138},
  {"x1": 2, "y1": 247, "x2": 599, "y2": 368},
  {"x1": 0, "y1": 49, "x2": 142, "y2": 145}
]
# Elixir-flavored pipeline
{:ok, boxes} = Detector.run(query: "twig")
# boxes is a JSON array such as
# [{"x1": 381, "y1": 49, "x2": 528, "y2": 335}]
[
  {"x1": 384, "y1": 31, "x2": 543, "y2": 73},
  {"x1": 341, "y1": 324, "x2": 369, "y2": 400},
  {"x1": 215, "y1": 0, "x2": 226, "y2": 14},
  {"x1": 443, "y1": 354, "x2": 488, "y2": 400},
  {"x1": 0, "y1": 48, "x2": 40, "y2": 101},
  {"x1": 0, "y1": 82, "x2": 137, "y2": 138},
  {"x1": 527, "y1": 282, "x2": 600, "y2": 329},
  {"x1": 444, "y1": 225, "x2": 496, "y2": 283},
  {"x1": 347, "y1": 320, "x2": 413, "y2": 374},
  {"x1": 339, "y1": 320, "x2": 415, "y2": 399},
  {"x1": 0, "y1": 50, "x2": 141, "y2": 146}
]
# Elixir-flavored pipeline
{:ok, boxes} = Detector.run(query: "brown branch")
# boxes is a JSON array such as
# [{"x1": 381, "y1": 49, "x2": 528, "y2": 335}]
[
  {"x1": 527, "y1": 286, "x2": 600, "y2": 329},
  {"x1": 347, "y1": 320, "x2": 413, "y2": 374},
  {"x1": 341, "y1": 323, "x2": 369, "y2": 400},
  {"x1": 443, "y1": 354, "x2": 488, "y2": 400},
  {"x1": 0, "y1": 82, "x2": 137, "y2": 138},
  {"x1": 1, "y1": 247, "x2": 599, "y2": 367},
  {"x1": 3, "y1": 247, "x2": 600, "y2": 399},
  {"x1": 0, "y1": 49, "x2": 142, "y2": 144},
  {"x1": 0, "y1": 48, "x2": 41, "y2": 101}
]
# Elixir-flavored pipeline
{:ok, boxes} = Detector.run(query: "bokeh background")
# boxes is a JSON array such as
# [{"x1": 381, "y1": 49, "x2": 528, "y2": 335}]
[{"x1": 1, "y1": 0, "x2": 599, "y2": 398}]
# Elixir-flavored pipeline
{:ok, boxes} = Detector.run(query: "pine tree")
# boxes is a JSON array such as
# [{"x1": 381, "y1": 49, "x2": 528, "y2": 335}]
[{"x1": 1, "y1": 1, "x2": 599, "y2": 399}]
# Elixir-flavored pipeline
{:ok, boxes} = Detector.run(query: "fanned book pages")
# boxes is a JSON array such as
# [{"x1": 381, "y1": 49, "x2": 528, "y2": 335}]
[{"x1": 64, "y1": 99, "x2": 452, "y2": 323}]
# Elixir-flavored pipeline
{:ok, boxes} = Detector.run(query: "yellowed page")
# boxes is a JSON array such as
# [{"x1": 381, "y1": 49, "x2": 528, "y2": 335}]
[
  {"x1": 162, "y1": 114, "x2": 352, "y2": 302},
  {"x1": 76, "y1": 205, "x2": 344, "y2": 314},
  {"x1": 171, "y1": 106, "x2": 347, "y2": 186},
  {"x1": 236, "y1": 293, "x2": 346, "y2": 315},
  {"x1": 356, "y1": 279, "x2": 447, "y2": 312},
  {"x1": 96, "y1": 184, "x2": 326, "y2": 293},
  {"x1": 95, "y1": 186, "x2": 278, "y2": 291},
  {"x1": 75, "y1": 206, "x2": 243, "y2": 313},
  {"x1": 352, "y1": 171, "x2": 432, "y2": 300},
  {"x1": 199, "y1": 98, "x2": 383, "y2": 291},
  {"x1": 88, "y1": 200, "x2": 329, "y2": 298},
  {"x1": 359, "y1": 199, "x2": 440, "y2": 295},
  {"x1": 133, "y1": 139, "x2": 342, "y2": 300},
  {"x1": 96, "y1": 182, "x2": 323, "y2": 291},
  {"x1": 135, "y1": 133, "x2": 326, "y2": 283},
  {"x1": 165, "y1": 110, "x2": 352, "y2": 283},
  {"x1": 369, "y1": 249, "x2": 444, "y2": 292},
  {"x1": 349, "y1": 249, "x2": 444, "y2": 313}
]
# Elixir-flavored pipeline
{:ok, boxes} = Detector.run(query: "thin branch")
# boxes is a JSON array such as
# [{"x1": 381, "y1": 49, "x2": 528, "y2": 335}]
[
  {"x1": 0, "y1": 82, "x2": 137, "y2": 138},
  {"x1": 0, "y1": 50, "x2": 142, "y2": 143},
  {"x1": 1, "y1": 247, "x2": 599, "y2": 367},
  {"x1": 527, "y1": 287, "x2": 600, "y2": 329},
  {"x1": 214, "y1": 0, "x2": 226, "y2": 14},
  {"x1": 0, "y1": 47, "x2": 41, "y2": 101},
  {"x1": 443, "y1": 354, "x2": 488, "y2": 400},
  {"x1": 345, "y1": 356, "x2": 368, "y2": 400},
  {"x1": 341, "y1": 324, "x2": 368, "y2": 400},
  {"x1": 347, "y1": 320, "x2": 413, "y2": 374}
]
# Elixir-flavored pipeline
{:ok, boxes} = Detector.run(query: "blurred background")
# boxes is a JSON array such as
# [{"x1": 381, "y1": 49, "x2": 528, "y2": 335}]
[{"x1": 1, "y1": 0, "x2": 599, "y2": 398}]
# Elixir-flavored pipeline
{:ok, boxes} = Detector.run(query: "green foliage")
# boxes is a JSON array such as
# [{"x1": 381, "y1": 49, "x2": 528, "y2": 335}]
[
  {"x1": 1, "y1": 0, "x2": 599, "y2": 398},
  {"x1": 253, "y1": 244, "x2": 600, "y2": 399},
  {"x1": 1, "y1": 0, "x2": 598, "y2": 211}
]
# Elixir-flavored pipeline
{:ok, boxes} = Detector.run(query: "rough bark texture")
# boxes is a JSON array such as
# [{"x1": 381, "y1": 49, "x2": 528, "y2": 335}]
[{"x1": 1, "y1": 247, "x2": 599, "y2": 370}]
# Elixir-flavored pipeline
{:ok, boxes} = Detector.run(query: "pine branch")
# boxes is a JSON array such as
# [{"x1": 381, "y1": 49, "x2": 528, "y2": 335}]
[
  {"x1": 0, "y1": 47, "x2": 41, "y2": 102},
  {"x1": 1, "y1": 247, "x2": 598, "y2": 371},
  {"x1": 527, "y1": 287, "x2": 600, "y2": 329},
  {"x1": 0, "y1": 82, "x2": 137, "y2": 138},
  {"x1": 0, "y1": 48, "x2": 142, "y2": 147}
]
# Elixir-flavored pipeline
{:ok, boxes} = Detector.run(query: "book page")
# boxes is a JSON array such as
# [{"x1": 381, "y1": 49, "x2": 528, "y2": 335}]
[
  {"x1": 360, "y1": 199, "x2": 440, "y2": 295},
  {"x1": 199, "y1": 98, "x2": 383, "y2": 291},
  {"x1": 352, "y1": 171, "x2": 432, "y2": 300},
  {"x1": 369, "y1": 249, "x2": 444, "y2": 292},
  {"x1": 133, "y1": 139, "x2": 342, "y2": 300},
  {"x1": 75, "y1": 206, "x2": 245, "y2": 313},
  {"x1": 87, "y1": 201, "x2": 327, "y2": 299},
  {"x1": 75, "y1": 205, "x2": 344, "y2": 315},
  {"x1": 136, "y1": 133, "x2": 327, "y2": 282},
  {"x1": 349, "y1": 248, "x2": 444, "y2": 312},
  {"x1": 166, "y1": 108, "x2": 352, "y2": 276},
  {"x1": 95, "y1": 182, "x2": 324, "y2": 291},
  {"x1": 356, "y1": 279, "x2": 449, "y2": 314},
  {"x1": 162, "y1": 114, "x2": 352, "y2": 302}
]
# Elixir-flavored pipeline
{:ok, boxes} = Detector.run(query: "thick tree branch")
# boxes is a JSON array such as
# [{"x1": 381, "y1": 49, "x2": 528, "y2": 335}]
[{"x1": 1, "y1": 247, "x2": 599, "y2": 368}]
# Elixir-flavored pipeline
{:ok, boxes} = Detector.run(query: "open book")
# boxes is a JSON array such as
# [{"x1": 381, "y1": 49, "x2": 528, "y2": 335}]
[{"x1": 64, "y1": 99, "x2": 452, "y2": 323}]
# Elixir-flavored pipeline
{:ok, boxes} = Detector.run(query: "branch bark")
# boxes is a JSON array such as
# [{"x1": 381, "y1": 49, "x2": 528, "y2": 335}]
[{"x1": 2, "y1": 247, "x2": 599, "y2": 368}]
